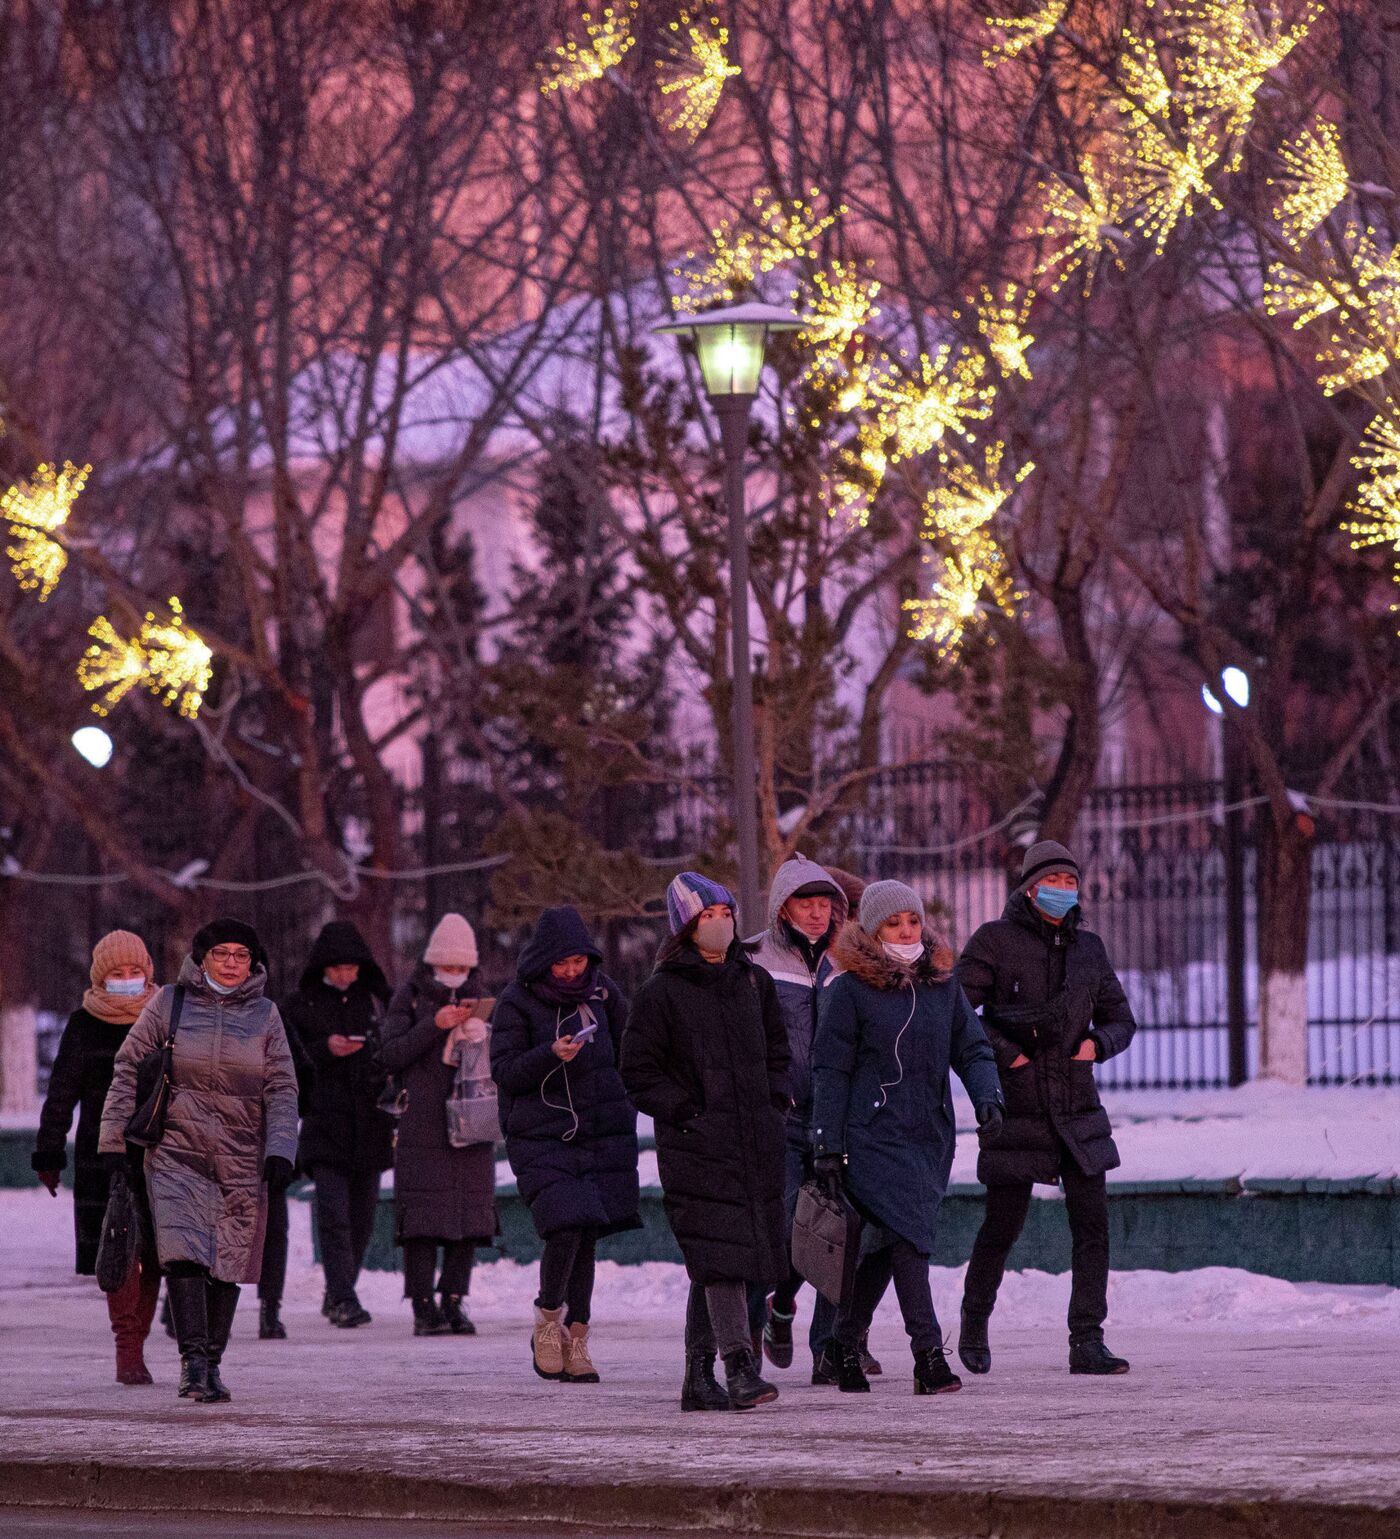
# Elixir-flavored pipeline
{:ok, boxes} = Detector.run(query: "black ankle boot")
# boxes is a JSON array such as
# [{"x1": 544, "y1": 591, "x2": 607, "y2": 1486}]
[
  {"x1": 412, "y1": 1297, "x2": 451, "y2": 1336},
  {"x1": 258, "y1": 1298, "x2": 286, "y2": 1340},
  {"x1": 166, "y1": 1275, "x2": 210, "y2": 1401},
  {"x1": 680, "y1": 1351, "x2": 731, "y2": 1412},
  {"x1": 762, "y1": 1299, "x2": 794, "y2": 1369},
  {"x1": 913, "y1": 1346, "x2": 961, "y2": 1395},
  {"x1": 811, "y1": 1349, "x2": 839, "y2": 1386},
  {"x1": 1069, "y1": 1336, "x2": 1130, "y2": 1375},
  {"x1": 203, "y1": 1282, "x2": 239, "y2": 1403},
  {"x1": 723, "y1": 1347, "x2": 779, "y2": 1410},
  {"x1": 834, "y1": 1341, "x2": 870, "y2": 1393},
  {"x1": 440, "y1": 1295, "x2": 476, "y2": 1335},
  {"x1": 958, "y1": 1307, "x2": 991, "y2": 1374}
]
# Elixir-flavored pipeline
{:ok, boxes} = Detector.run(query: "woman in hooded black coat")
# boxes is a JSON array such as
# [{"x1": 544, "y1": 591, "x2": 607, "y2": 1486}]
[
  {"x1": 620, "y1": 870, "x2": 789, "y2": 1412},
  {"x1": 281, "y1": 919, "x2": 395, "y2": 1329},
  {"x1": 491, "y1": 906, "x2": 639, "y2": 1383},
  {"x1": 379, "y1": 913, "x2": 498, "y2": 1336}
]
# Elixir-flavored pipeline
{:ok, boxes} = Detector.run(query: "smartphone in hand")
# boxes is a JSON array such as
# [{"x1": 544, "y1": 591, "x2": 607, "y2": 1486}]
[{"x1": 570, "y1": 1021, "x2": 598, "y2": 1045}]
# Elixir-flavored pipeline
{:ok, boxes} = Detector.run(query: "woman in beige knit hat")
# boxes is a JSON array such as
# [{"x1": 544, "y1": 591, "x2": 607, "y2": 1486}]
[{"x1": 33, "y1": 930, "x2": 162, "y2": 1385}]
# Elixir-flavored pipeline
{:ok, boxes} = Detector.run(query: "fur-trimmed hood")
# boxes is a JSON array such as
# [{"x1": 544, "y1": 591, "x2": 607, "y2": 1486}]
[{"x1": 829, "y1": 921, "x2": 954, "y2": 991}]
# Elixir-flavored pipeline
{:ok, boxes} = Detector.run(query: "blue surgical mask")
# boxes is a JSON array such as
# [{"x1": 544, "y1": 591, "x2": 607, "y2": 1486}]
[
  {"x1": 104, "y1": 977, "x2": 147, "y2": 997},
  {"x1": 1033, "y1": 884, "x2": 1079, "y2": 920},
  {"x1": 204, "y1": 971, "x2": 238, "y2": 995}
]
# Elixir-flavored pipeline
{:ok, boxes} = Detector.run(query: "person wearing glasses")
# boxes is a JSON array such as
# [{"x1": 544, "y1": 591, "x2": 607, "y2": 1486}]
[{"x1": 99, "y1": 919, "x2": 299, "y2": 1404}]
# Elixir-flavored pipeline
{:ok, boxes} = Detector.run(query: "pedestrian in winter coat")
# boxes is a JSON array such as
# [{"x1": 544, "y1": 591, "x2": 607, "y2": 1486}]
[
  {"x1": 955, "y1": 840, "x2": 1138, "y2": 1377},
  {"x1": 379, "y1": 913, "x2": 497, "y2": 1337},
  {"x1": 255, "y1": 1011, "x2": 314, "y2": 1341},
  {"x1": 812, "y1": 881, "x2": 1003, "y2": 1397},
  {"x1": 33, "y1": 930, "x2": 162, "y2": 1386},
  {"x1": 280, "y1": 920, "x2": 394, "y2": 1332},
  {"x1": 492, "y1": 906, "x2": 639, "y2": 1385},
  {"x1": 620, "y1": 871, "x2": 789, "y2": 1413},
  {"x1": 744, "y1": 854, "x2": 853, "y2": 1381},
  {"x1": 98, "y1": 918, "x2": 299, "y2": 1405}
]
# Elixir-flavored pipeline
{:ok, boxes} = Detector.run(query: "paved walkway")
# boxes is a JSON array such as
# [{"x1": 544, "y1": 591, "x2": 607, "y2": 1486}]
[{"x1": 3, "y1": 1272, "x2": 1400, "y2": 1539}]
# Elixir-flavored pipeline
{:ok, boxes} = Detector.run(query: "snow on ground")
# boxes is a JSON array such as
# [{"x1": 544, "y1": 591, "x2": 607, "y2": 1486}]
[{"x1": 9, "y1": 1186, "x2": 1400, "y2": 1337}]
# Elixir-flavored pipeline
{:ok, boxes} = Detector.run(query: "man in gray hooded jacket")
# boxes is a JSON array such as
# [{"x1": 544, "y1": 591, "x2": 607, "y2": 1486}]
[{"x1": 746, "y1": 853, "x2": 853, "y2": 1382}]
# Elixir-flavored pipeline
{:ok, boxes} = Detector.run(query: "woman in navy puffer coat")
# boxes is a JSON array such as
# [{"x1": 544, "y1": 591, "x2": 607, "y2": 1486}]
[{"x1": 491, "y1": 906, "x2": 639, "y2": 1383}]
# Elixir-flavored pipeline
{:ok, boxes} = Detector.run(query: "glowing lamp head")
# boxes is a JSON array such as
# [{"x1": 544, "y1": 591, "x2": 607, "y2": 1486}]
[
  {"x1": 654, "y1": 301, "x2": 805, "y2": 399},
  {"x1": 72, "y1": 725, "x2": 114, "y2": 768},
  {"x1": 1203, "y1": 667, "x2": 1251, "y2": 717}
]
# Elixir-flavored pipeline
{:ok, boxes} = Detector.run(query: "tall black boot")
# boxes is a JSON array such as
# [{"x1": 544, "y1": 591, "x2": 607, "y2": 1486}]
[
  {"x1": 259, "y1": 1297, "x2": 286, "y2": 1340},
  {"x1": 166, "y1": 1275, "x2": 211, "y2": 1402},
  {"x1": 204, "y1": 1281, "x2": 240, "y2": 1402},
  {"x1": 680, "y1": 1352, "x2": 731, "y2": 1412},
  {"x1": 834, "y1": 1341, "x2": 870, "y2": 1394}
]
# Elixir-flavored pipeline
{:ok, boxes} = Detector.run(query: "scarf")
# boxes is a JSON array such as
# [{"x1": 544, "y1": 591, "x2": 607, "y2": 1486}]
[
  {"x1": 533, "y1": 964, "x2": 599, "y2": 1006},
  {"x1": 82, "y1": 979, "x2": 157, "y2": 1026}
]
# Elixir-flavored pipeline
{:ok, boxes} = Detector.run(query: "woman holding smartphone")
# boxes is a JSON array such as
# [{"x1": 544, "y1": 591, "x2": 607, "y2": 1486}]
[
  {"x1": 380, "y1": 913, "x2": 497, "y2": 1337},
  {"x1": 492, "y1": 906, "x2": 639, "y2": 1384}
]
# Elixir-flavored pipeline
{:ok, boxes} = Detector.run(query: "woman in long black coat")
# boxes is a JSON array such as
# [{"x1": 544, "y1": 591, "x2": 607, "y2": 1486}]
[
  {"x1": 282, "y1": 919, "x2": 395, "y2": 1331},
  {"x1": 621, "y1": 871, "x2": 789, "y2": 1413},
  {"x1": 33, "y1": 930, "x2": 161, "y2": 1385},
  {"x1": 379, "y1": 912, "x2": 497, "y2": 1337},
  {"x1": 492, "y1": 906, "x2": 639, "y2": 1385}
]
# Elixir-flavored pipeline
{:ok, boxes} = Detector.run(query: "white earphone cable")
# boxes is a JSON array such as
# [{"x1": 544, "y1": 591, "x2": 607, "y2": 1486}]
[{"x1": 539, "y1": 1006, "x2": 580, "y2": 1142}]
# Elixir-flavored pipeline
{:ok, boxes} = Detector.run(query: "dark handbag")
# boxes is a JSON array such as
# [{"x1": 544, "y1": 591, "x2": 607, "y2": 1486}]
[
  {"x1": 95, "y1": 1171, "x2": 141, "y2": 1293},
  {"x1": 124, "y1": 985, "x2": 186, "y2": 1149},
  {"x1": 792, "y1": 1178, "x2": 862, "y2": 1308}
]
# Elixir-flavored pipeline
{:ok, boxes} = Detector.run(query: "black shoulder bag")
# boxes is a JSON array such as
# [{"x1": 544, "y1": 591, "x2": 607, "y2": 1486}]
[{"x1": 124, "y1": 985, "x2": 186, "y2": 1149}]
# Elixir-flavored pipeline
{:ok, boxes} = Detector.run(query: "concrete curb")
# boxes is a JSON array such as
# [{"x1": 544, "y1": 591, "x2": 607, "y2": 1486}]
[{"x1": 0, "y1": 1460, "x2": 1396, "y2": 1539}]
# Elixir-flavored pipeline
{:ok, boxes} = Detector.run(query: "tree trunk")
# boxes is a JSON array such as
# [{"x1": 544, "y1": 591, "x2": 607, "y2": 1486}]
[
  {"x1": 0, "y1": 905, "x2": 39, "y2": 1116},
  {"x1": 1255, "y1": 811, "x2": 1313, "y2": 1085}
]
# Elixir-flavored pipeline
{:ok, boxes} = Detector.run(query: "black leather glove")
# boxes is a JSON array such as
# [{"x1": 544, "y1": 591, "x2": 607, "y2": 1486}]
[
  {"x1": 975, "y1": 1102, "x2": 1005, "y2": 1140},
  {"x1": 812, "y1": 1152, "x2": 845, "y2": 1194},
  {"x1": 263, "y1": 1155, "x2": 295, "y2": 1194}
]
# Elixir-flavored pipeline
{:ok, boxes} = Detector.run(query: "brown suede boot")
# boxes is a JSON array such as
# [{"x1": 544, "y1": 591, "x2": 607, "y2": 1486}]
[
  {"x1": 531, "y1": 1305, "x2": 566, "y2": 1380},
  {"x1": 562, "y1": 1321, "x2": 600, "y2": 1383},
  {"x1": 108, "y1": 1270, "x2": 153, "y2": 1386}
]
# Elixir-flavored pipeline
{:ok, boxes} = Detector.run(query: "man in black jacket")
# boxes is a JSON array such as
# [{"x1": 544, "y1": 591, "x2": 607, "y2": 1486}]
[{"x1": 954, "y1": 840, "x2": 1137, "y2": 1377}]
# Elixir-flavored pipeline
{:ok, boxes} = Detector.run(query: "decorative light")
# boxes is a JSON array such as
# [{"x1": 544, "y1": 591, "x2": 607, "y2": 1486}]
[
  {"x1": 1031, "y1": 157, "x2": 1133, "y2": 294},
  {"x1": 1119, "y1": 30, "x2": 1175, "y2": 118},
  {"x1": 972, "y1": 283, "x2": 1035, "y2": 378},
  {"x1": 1264, "y1": 263, "x2": 1361, "y2": 329},
  {"x1": 904, "y1": 527, "x2": 1019, "y2": 653},
  {"x1": 658, "y1": 13, "x2": 741, "y2": 142},
  {"x1": 983, "y1": 0, "x2": 1067, "y2": 68},
  {"x1": 2, "y1": 460, "x2": 89, "y2": 600},
  {"x1": 676, "y1": 191, "x2": 840, "y2": 307},
  {"x1": 921, "y1": 443, "x2": 1035, "y2": 537},
  {"x1": 1270, "y1": 117, "x2": 1347, "y2": 246},
  {"x1": 539, "y1": 3, "x2": 637, "y2": 95},
  {"x1": 799, "y1": 263, "x2": 881, "y2": 379},
  {"x1": 871, "y1": 347, "x2": 994, "y2": 460},
  {"x1": 1343, "y1": 414, "x2": 1400, "y2": 554},
  {"x1": 79, "y1": 597, "x2": 213, "y2": 720},
  {"x1": 1123, "y1": 113, "x2": 1223, "y2": 253}
]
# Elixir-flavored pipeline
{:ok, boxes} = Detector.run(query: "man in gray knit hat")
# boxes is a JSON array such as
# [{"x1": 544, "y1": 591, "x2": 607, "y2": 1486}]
[{"x1": 954, "y1": 839, "x2": 1138, "y2": 1377}]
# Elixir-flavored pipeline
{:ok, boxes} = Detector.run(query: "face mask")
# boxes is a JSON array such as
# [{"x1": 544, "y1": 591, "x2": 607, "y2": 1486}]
[
  {"x1": 1033, "y1": 884, "x2": 1079, "y2": 920},
  {"x1": 433, "y1": 969, "x2": 470, "y2": 990},
  {"x1": 104, "y1": 977, "x2": 147, "y2": 997},
  {"x1": 882, "y1": 940, "x2": 924, "y2": 964},
  {"x1": 693, "y1": 914, "x2": 736, "y2": 955},
  {"x1": 204, "y1": 971, "x2": 238, "y2": 995}
]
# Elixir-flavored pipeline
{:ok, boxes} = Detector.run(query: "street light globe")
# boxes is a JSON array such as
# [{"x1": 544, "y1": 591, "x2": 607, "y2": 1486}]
[
  {"x1": 1221, "y1": 666, "x2": 1251, "y2": 709},
  {"x1": 71, "y1": 725, "x2": 114, "y2": 768},
  {"x1": 1201, "y1": 684, "x2": 1223, "y2": 716},
  {"x1": 653, "y1": 301, "x2": 805, "y2": 399}
]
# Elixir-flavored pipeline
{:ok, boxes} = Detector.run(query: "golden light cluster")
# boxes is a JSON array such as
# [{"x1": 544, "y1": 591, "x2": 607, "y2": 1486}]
[
  {"x1": 1031, "y1": 158, "x2": 1133, "y2": 295},
  {"x1": 869, "y1": 347, "x2": 995, "y2": 462},
  {"x1": 972, "y1": 284, "x2": 1035, "y2": 378},
  {"x1": 79, "y1": 597, "x2": 213, "y2": 721},
  {"x1": 1269, "y1": 117, "x2": 1347, "y2": 246},
  {"x1": 658, "y1": 13, "x2": 741, "y2": 142},
  {"x1": 983, "y1": 0, "x2": 1066, "y2": 68},
  {"x1": 1121, "y1": 114, "x2": 1223, "y2": 254},
  {"x1": 3, "y1": 460, "x2": 89, "y2": 600},
  {"x1": 1342, "y1": 414, "x2": 1400, "y2": 563},
  {"x1": 675, "y1": 192, "x2": 841, "y2": 308},
  {"x1": 539, "y1": 3, "x2": 637, "y2": 94}
]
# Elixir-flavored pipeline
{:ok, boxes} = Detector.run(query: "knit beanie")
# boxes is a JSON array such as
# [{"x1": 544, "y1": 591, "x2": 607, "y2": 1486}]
[
  {"x1": 90, "y1": 930, "x2": 154, "y2": 988},
  {"x1": 1019, "y1": 840, "x2": 1080, "y2": 893},
  {"x1": 858, "y1": 879, "x2": 925, "y2": 934},
  {"x1": 666, "y1": 871, "x2": 736, "y2": 935},
  {"x1": 424, "y1": 912, "x2": 479, "y2": 968},
  {"x1": 190, "y1": 917, "x2": 266, "y2": 971}
]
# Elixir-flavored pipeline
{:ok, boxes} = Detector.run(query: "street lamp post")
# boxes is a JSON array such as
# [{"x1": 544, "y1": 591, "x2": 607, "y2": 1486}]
[
  {"x1": 1203, "y1": 667, "x2": 1251, "y2": 1086},
  {"x1": 653, "y1": 302, "x2": 803, "y2": 933}
]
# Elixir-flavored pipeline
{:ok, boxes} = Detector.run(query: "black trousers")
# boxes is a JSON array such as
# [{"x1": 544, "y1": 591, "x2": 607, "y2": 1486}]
[
  {"x1": 537, "y1": 1227, "x2": 598, "y2": 1326},
  {"x1": 834, "y1": 1238, "x2": 941, "y2": 1356},
  {"x1": 311, "y1": 1166, "x2": 381, "y2": 1306},
  {"x1": 962, "y1": 1156, "x2": 1110, "y2": 1343},
  {"x1": 683, "y1": 1280, "x2": 751, "y2": 1359},
  {"x1": 257, "y1": 1189, "x2": 288, "y2": 1303},
  {"x1": 402, "y1": 1237, "x2": 475, "y2": 1300}
]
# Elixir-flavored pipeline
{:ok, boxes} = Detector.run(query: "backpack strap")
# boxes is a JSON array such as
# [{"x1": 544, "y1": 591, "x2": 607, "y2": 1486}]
[{"x1": 164, "y1": 985, "x2": 186, "y2": 1046}]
